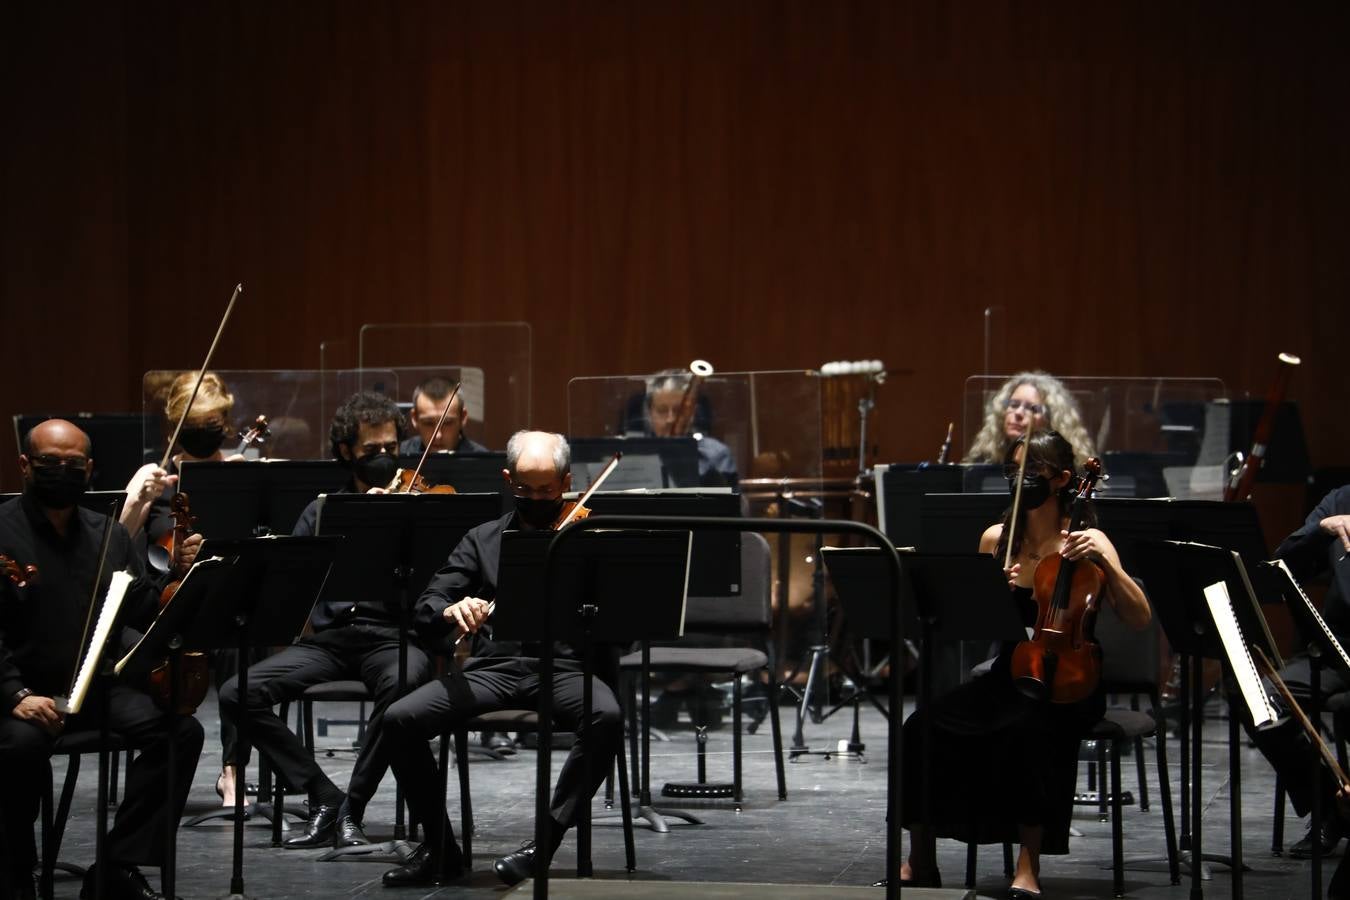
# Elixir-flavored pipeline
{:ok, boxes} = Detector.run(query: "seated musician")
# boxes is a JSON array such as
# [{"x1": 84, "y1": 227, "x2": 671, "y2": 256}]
[
  {"x1": 120, "y1": 371, "x2": 252, "y2": 806},
  {"x1": 378, "y1": 430, "x2": 623, "y2": 887},
  {"x1": 644, "y1": 369, "x2": 738, "y2": 488},
  {"x1": 963, "y1": 371, "x2": 1097, "y2": 472},
  {"x1": 217, "y1": 391, "x2": 430, "y2": 849},
  {"x1": 0, "y1": 420, "x2": 205, "y2": 900},
  {"x1": 892, "y1": 430, "x2": 1150, "y2": 896},
  {"x1": 1266, "y1": 484, "x2": 1350, "y2": 859},
  {"x1": 399, "y1": 376, "x2": 489, "y2": 456}
]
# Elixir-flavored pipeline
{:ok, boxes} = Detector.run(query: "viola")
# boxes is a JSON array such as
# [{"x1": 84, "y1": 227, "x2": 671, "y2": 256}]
[
  {"x1": 0, "y1": 554, "x2": 37, "y2": 587},
  {"x1": 551, "y1": 452, "x2": 622, "y2": 530},
  {"x1": 147, "y1": 492, "x2": 210, "y2": 714},
  {"x1": 1010, "y1": 458, "x2": 1105, "y2": 704}
]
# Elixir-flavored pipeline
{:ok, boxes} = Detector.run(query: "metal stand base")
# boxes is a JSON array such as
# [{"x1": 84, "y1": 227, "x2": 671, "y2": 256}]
[
  {"x1": 185, "y1": 801, "x2": 302, "y2": 830},
  {"x1": 316, "y1": 838, "x2": 417, "y2": 863}
]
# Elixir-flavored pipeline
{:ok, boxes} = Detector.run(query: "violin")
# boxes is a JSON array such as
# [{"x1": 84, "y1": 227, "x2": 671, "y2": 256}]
[
  {"x1": 552, "y1": 452, "x2": 622, "y2": 530},
  {"x1": 1, "y1": 554, "x2": 38, "y2": 587},
  {"x1": 234, "y1": 414, "x2": 271, "y2": 457},
  {"x1": 147, "y1": 492, "x2": 210, "y2": 714},
  {"x1": 387, "y1": 382, "x2": 462, "y2": 495},
  {"x1": 150, "y1": 492, "x2": 196, "y2": 574},
  {"x1": 1009, "y1": 457, "x2": 1105, "y2": 704}
]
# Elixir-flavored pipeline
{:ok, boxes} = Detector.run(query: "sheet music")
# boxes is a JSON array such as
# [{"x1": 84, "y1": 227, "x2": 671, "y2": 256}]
[
  {"x1": 1203, "y1": 579, "x2": 1278, "y2": 728},
  {"x1": 55, "y1": 570, "x2": 133, "y2": 714},
  {"x1": 1268, "y1": 558, "x2": 1350, "y2": 672}
]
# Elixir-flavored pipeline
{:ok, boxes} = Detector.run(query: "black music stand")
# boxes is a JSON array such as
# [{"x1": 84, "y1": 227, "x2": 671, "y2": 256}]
[
  {"x1": 873, "y1": 463, "x2": 965, "y2": 549},
  {"x1": 178, "y1": 460, "x2": 348, "y2": 538},
  {"x1": 569, "y1": 437, "x2": 700, "y2": 490},
  {"x1": 1135, "y1": 539, "x2": 1275, "y2": 900},
  {"x1": 138, "y1": 536, "x2": 336, "y2": 900},
  {"x1": 495, "y1": 528, "x2": 692, "y2": 876},
  {"x1": 408, "y1": 451, "x2": 511, "y2": 505},
  {"x1": 311, "y1": 491, "x2": 503, "y2": 862}
]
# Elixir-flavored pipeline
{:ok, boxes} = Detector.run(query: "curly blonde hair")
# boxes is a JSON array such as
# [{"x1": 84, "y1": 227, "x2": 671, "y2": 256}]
[{"x1": 963, "y1": 371, "x2": 1096, "y2": 471}]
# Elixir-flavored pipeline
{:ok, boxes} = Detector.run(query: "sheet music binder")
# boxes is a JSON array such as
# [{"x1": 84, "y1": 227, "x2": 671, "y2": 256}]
[
  {"x1": 54, "y1": 570, "x2": 133, "y2": 714},
  {"x1": 1255, "y1": 558, "x2": 1350, "y2": 679}
]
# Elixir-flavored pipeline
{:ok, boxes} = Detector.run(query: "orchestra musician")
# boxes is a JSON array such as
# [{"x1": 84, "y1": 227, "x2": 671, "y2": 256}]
[
  {"x1": 643, "y1": 368, "x2": 738, "y2": 488},
  {"x1": 0, "y1": 420, "x2": 204, "y2": 900},
  {"x1": 964, "y1": 371, "x2": 1097, "y2": 471},
  {"x1": 377, "y1": 430, "x2": 623, "y2": 888},
  {"x1": 399, "y1": 376, "x2": 489, "y2": 456},
  {"x1": 217, "y1": 391, "x2": 429, "y2": 849},
  {"x1": 891, "y1": 430, "x2": 1150, "y2": 896},
  {"x1": 121, "y1": 371, "x2": 246, "y2": 805}
]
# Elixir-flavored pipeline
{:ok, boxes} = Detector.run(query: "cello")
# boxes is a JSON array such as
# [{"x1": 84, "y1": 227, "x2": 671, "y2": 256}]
[{"x1": 1010, "y1": 457, "x2": 1106, "y2": 704}]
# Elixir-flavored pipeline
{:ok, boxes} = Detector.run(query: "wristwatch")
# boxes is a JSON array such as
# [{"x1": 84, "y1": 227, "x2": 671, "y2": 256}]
[{"x1": 11, "y1": 687, "x2": 32, "y2": 706}]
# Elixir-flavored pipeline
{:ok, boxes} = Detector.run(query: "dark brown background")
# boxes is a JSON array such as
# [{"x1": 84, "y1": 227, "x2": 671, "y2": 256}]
[{"x1": 3, "y1": 3, "x2": 1347, "y2": 502}]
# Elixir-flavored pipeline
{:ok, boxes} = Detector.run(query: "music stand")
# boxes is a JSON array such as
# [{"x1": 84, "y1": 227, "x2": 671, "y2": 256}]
[
  {"x1": 1135, "y1": 539, "x2": 1273, "y2": 900},
  {"x1": 409, "y1": 451, "x2": 511, "y2": 505},
  {"x1": 178, "y1": 460, "x2": 348, "y2": 537},
  {"x1": 125, "y1": 536, "x2": 337, "y2": 900},
  {"x1": 311, "y1": 491, "x2": 503, "y2": 862},
  {"x1": 569, "y1": 437, "x2": 700, "y2": 490},
  {"x1": 495, "y1": 528, "x2": 691, "y2": 877},
  {"x1": 872, "y1": 464, "x2": 965, "y2": 548}
]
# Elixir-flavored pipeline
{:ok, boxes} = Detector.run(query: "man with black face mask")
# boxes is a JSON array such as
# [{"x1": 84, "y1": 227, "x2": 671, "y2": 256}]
[
  {"x1": 375, "y1": 430, "x2": 623, "y2": 888},
  {"x1": 217, "y1": 391, "x2": 429, "y2": 850},
  {"x1": 0, "y1": 420, "x2": 204, "y2": 900}
]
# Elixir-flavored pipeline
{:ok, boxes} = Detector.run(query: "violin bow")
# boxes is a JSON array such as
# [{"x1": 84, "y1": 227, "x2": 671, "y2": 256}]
[
  {"x1": 403, "y1": 381, "x2": 463, "y2": 489},
  {"x1": 558, "y1": 451, "x2": 623, "y2": 529},
  {"x1": 1252, "y1": 644, "x2": 1350, "y2": 789},
  {"x1": 1003, "y1": 414, "x2": 1036, "y2": 571},
  {"x1": 159, "y1": 283, "x2": 244, "y2": 470}
]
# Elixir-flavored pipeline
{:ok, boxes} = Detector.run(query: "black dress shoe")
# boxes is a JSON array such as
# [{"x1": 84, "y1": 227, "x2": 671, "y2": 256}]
[
  {"x1": 1290, "y1": 818, "x2": 1342, "y2": 859},
  {"x1": 284, "y1": 803, "x2": 341, "y2": 849},
  {"x1": 81, "y1": 864, "x2": 164, "y2": 900},
  {"x1": 493, "y1": 841, "x2": 542, "y2": 886},
  {"x1": 382, "y1": 845, "x2": 464, "y2": 887},
  {"x1": 336, "y1": 812, "x2": 370, "y2": 847}
]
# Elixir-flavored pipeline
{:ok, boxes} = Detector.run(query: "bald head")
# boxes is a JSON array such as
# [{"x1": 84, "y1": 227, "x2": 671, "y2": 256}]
[
  {"x1": 20, "y1": 419, "x2": 94, "y2": 510},
  {"x1": 23, "y1": 419, "x2": 92, "y2": 460}
]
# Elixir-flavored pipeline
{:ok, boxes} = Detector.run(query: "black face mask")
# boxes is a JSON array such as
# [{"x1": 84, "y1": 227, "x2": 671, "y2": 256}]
[
  {"x1": 178, "y1": 424, "x2": 227, "y2": 459},
  {"x1": 353, "y1": 452, "x2": 398, "y2": 489},
  {"x1": 27, "y1": 466, "x2": 90, "y2": 510},
  {"x1": 514, "y1": 496, "x2": 564, "y2": 530},
  {"x1": 1008, "y1": 473, "x2": 1054, "y2": 510}
]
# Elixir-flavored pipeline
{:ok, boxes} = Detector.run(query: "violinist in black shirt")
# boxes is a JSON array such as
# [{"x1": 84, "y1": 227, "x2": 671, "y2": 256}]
[
  {"x1": 217, "y1": 391, "x2": 429, "y2": 850},
  {"x1": 399, "y1": 377, "x2": 489, "y2": 456},
  {"x1": 0, "y1": 420, "x2": 204, "y2": 900},
  {"x1": 377, "y1": 430, "x2": 623, "y2": 888}
]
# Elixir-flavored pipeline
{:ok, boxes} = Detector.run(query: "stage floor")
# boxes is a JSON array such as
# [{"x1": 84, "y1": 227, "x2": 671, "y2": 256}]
[{"x1": 38, "y1": 688, "x2": 1328, "y2": 898}]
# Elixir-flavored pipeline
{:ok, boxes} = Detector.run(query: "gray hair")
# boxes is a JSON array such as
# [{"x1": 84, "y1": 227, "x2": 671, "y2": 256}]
[
  {"x1": 645, "y1": 369, "x2": 689, "y2": 401},
  {"x1": 505, "y1": 430, "x2": 571, "y2": 476}
]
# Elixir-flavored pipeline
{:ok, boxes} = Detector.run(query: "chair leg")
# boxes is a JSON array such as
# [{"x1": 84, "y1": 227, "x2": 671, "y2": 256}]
[
  {"x1": 108, "y1": 750, "x2": 120, "y2": 807},
  {"x1": 41, "y1": 761, "x2": 55, "y2": 900},
  {"x1": 626, "y1": 673, "x2": 641, "y2": 798},
  {"x1": 615, "y1": 735, "x2": 636, "y2": 872},
  {"x1": 767, "y1": 674, "x2": 787, "y2": 801},
  {"x1": 48, "y1": 754, "x2": 82, "y2": 890},
  {"x1": 455, "y1": 729, "x2": 473, "y2": 868},
  {"x1": 732, "y1": 678, "x2": 744, "y2": 807},
  {"x1": 1097, "y1": 741, "x2": 1109, "y2": 823},
  {"x1": 1152, "y1": 704, "x2": 1181, "y2": 885},
  {"x1": 1272, "y1": 775, "x2": 1286, "y2": 855},
  {"x1": 1132, "y1": 695, "x2": 1148, "y2": 811},
  {"x1": 303, "y1": 701, "x2": 315, "y2": 755},
  {"x1": 1002, "y1": 841, "x2": 1013, "y2": 879},
  {"x1": 1110, "y1": 742, "x2": 1125, "y2": 898},
  {"x1": 965, "y1": 841, "x2": 977, "y2": 888}
]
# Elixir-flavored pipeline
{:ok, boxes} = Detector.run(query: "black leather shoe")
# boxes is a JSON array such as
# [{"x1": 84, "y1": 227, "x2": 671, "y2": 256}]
[
  {"x1": 493, "y1": 841, "x2": 542, "y2": 886},
  {"x1": 382, "y1": 845, "x2": 464, "y2": 887},
  {"x1": 284, "y1": 803, "x2": 341, "y2": 849},
  {"x1": 482, "y1": 731, "x2": 516, "y2": 754},
  {"x1": 81, "y1": 864, "x2": 165, "y2": 900},
  {"x1": 1290, "y1": 818, "x2": 1342, "y2": 859},
  {"x1": 336, "y1": 812, "x2": 370, "y2": 847}
]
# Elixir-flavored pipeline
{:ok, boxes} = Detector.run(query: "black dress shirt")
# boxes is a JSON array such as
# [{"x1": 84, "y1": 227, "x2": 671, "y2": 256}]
[
  {"x1": 1277, "y1": 485, "x2": 1350, "y2": 642},
  {"x1": 399, "y1": 434, "x2": 490, "y2": 457},
  {"x1": 0, "y1": 493, "x2": 165, "y2": 710}
]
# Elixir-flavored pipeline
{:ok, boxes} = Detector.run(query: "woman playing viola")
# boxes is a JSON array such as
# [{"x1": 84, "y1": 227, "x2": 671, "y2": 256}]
[{"x1": 895, "y1": 430, "x2": 1150, "y2": 897}]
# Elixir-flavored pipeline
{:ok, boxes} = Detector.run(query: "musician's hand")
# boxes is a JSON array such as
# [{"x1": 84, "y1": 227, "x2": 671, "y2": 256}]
[
  {"x1": 175, "y1": 532, "x2": 204, "y2": 574},
  {"x1": 1321, "y1": 515, "x2": 1350, "y2": 554},
  {"x1": 1005, "y1": 562, "x2": 1022, "y2": 590},
  {"x1": 125, "y1": 464, "x2": 177, "y2": 506},
  {"x1": 1062, "y1": 529, "x2": 1106, "y2": 563},
  {"x1": 365, "y1": 486, "x2": 389, "y2": 495},
  {"x1": 444, "y1": 597, "x2": 491, "y2": 638},
  {"x1": 12, "y1": 695, "x2": 64, "y2": 734}
]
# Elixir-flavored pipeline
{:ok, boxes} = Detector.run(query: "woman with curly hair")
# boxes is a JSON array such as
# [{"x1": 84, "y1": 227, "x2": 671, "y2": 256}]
[{"x1": 964, "y1": 371, "x2": 1097, "y2": 471}]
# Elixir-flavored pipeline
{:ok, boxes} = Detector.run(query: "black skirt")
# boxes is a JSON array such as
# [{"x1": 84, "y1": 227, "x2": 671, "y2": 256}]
[{"x1": 900, "y1": 656, "x2": 1103, "y2": 854}]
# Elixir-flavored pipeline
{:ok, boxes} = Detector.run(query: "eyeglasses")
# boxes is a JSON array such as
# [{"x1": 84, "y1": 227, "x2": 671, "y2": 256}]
[
  {"x1": 510, "y1": 482, "x2": 560, "y2": 500},
  {"x1": 357, "y1": 442, "x2": 400, "y2": 456},
  {"x1": 1005, "y1": 399, "x2": 1045, "y2": 416},
  {"x1": 29, "y1": 454, "x2": 89, "y2": 470}
]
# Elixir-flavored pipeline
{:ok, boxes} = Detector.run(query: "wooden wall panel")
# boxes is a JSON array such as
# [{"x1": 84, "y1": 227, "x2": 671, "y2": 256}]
[{"x1": 2, "y1": 3, "x2": 1346, "y2": 506}]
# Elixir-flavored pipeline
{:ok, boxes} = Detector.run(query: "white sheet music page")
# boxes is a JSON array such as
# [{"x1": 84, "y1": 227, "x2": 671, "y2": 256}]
[
  {"x1": 54, "y1": 570, "x2": 133, "y2": 714},
  {"x1": 1203, "y1": 579, "x2": 1278, "y2": 728}
]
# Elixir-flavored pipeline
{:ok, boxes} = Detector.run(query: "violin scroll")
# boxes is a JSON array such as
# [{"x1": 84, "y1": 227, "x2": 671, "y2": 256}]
[{"x1": 0, "y1": 554, "x2": 38, "y2": 588}]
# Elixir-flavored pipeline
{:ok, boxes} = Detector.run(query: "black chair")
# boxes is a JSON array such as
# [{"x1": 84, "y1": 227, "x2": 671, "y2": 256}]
[
  {"x1": 617, "y1": 532, "x2": 787, "y2": 808},
  {"x1": 40, "y1": 731, "x2": 128, "y2": 900},
  {"x1": 450, "y1": 708, "x2": 637, "y2": 872},
  {"x1": 964, "y1": 589, "x2": 1179, "y2": 897},
  {"x1": 1270, "y1": 686, "x2": 1349, "y2": 855}
]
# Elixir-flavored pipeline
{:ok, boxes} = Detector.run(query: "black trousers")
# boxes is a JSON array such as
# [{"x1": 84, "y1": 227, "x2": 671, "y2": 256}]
[
  {"x1": 0, "y1": 683, "x2": 204, "y2": 874},
  {"x1": 382, "y1": 657, "x2": 622, "y2": 859},
  {"x1": 217, "y1": 625, "x2": 430, "y2": 814}
]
